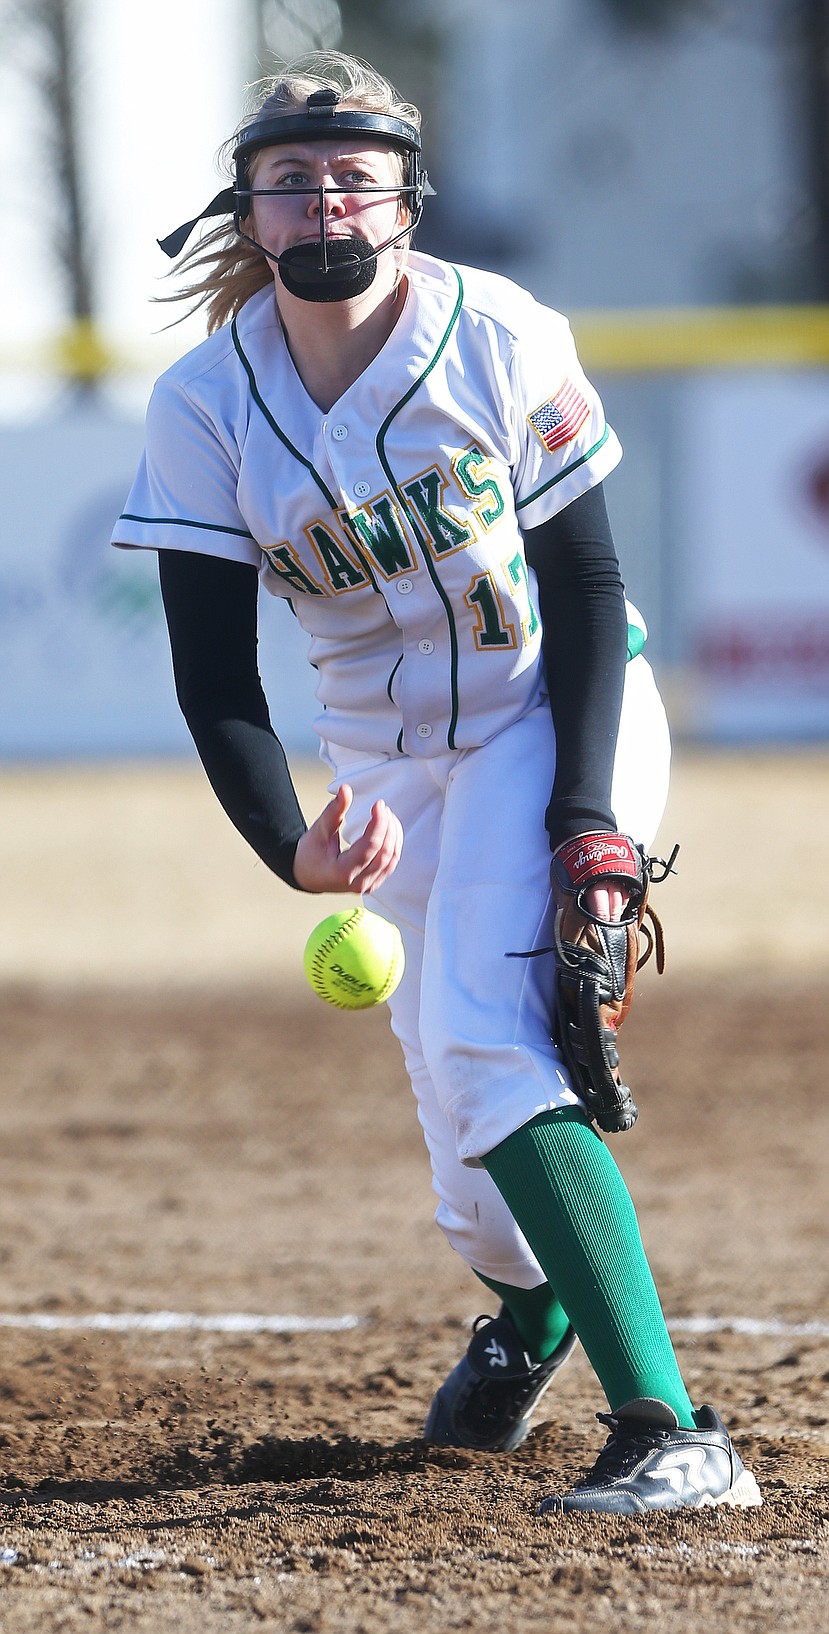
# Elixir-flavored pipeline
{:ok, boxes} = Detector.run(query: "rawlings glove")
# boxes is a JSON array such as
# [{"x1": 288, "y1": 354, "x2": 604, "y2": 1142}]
[{"x1": 549, "y1": 832, "x2": 677, "y2": 1134}]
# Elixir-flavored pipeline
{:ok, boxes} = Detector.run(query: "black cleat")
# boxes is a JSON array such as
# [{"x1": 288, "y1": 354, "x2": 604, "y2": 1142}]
[
  {"x1": 424, "y1": 1308, "x2": 578, "y2": 1452},
  {"x1": 539, "y1": 1397, "x2": 763, "y2": 1514}
]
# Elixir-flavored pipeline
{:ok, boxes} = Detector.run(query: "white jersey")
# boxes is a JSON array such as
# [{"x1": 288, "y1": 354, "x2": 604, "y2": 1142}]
[
  {"x1": 114, "y1": 251, "x2": 621, "y2": 757},
  {"x1": 113, "y1": 247, "x2": 670, "y2": 1271}
]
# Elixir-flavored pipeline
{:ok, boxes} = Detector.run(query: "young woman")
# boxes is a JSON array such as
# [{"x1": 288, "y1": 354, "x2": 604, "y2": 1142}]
[{"x1": 113, "y1": 51, "x2": 760, "y2": 1515}]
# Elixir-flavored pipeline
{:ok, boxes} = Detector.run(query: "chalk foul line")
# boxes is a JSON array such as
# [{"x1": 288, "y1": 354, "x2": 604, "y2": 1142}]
[
  {"x1": 0, "y1": 1311, "x2": 824, "y2": 1338},
  {"x1": 0, "y1": 1312, "x2": 361, "y2": 1334},
  {"x1": 668, "y1": 1316, "x2": 829, "y2": 1339}
]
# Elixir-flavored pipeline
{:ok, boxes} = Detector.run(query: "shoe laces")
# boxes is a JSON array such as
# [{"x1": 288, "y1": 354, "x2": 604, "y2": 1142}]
[
  {"x1": 579, "y1": 1411, "x2": 672, "y2": 1486},
  {"x1": 469, "y1": 1364, "x2": 541, "y2": 1423}
]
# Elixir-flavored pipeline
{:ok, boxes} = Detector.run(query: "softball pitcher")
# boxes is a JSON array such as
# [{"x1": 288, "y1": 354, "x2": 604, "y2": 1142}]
[{"x1": 113, "y1": 50, "x2": 760, "y2": 1515}]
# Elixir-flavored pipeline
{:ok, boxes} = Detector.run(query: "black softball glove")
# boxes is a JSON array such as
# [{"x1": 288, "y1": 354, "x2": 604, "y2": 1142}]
[{"x1": 549, "y1": 832, "x2": 677, "y2": 1134}]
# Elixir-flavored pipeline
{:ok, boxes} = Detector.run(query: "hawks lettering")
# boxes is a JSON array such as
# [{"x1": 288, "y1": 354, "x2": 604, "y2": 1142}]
[
  {"x1": 453, "y1": 445, "x2": 506, "y2": 529},
  {"x1": 402, "y1": 467, "x2": 474, "y2": 556},
  {"x1": 264, "y1": 451, "x2": 510, "y2": 596},
  {"x1": 306, "y1": 522, "x2": 367, "y2": 592},
  {"x1": 346, "y1": 496, "x2": 415, "y2": 578},
  {"x1": 261, "y1": 543, "x2": 325, "y2": 596}
]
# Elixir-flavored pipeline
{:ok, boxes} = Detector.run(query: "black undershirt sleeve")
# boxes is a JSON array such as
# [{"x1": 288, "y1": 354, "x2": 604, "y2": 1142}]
[
  {"x1": 522, "y1": 483, "x2": 627, "y2": 852},
  {"x1": 158, "y1": 549, "x2": 308, "y2": 888}
]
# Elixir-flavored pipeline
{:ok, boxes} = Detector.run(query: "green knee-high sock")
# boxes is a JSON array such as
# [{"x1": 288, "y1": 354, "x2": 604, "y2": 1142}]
[
  {"x1": 474, "y1": 1272, "x2": 572, "y2": 1364},
  {"x1": 482, "y1": 1108, "x2": 695, "y2": 1427}
]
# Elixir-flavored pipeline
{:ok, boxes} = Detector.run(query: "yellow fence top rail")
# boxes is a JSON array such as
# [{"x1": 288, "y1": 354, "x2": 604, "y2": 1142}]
[
  {"x1": 572, "y1": 304, "x2": 829, "y2": 372},
  {"x1": 3, "y1": 307, "x2": 829, "y2": 380}
]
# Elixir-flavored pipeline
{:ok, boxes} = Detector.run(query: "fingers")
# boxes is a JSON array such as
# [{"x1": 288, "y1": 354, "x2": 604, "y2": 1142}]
[
  {"x1": 292, "y1": 788, "x2": 402, "y2": 894},
  {"x1": 340, "y1": 798, "x2": 403, "y2": 895},
  {"x1": 320, "y1": 781, "x2": 352, "y2": 839},
  {"x1": 292, "y1": 784, "x2": 353, "y2": 892},
  {"x1": 585, "y1": 884, "x2": 629, "y2": 922}
]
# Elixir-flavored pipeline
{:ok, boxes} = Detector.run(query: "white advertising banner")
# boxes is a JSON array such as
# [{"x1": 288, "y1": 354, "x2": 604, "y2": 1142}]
[
  {"x1": 0, "y1": 402, "x2": 319, "y2": 758},
  {"x1": 677, "y1": 373, "x2": 829, "y2": 738}
]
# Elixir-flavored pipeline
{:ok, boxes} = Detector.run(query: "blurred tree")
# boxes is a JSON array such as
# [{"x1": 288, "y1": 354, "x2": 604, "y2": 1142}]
[
  {"x1": 1, "y1": 0, "x2": 107, "y2": 383},
  {"x1": 794, "y1": 0, "x2": 829, "y2": 299},
  {"x1": 248, "y1": 0, "x2": 439, "y2": 114},
  {"x1": 249, "y1": 0, "x2": 342, "y2": 63},
  {"x1": 2, "y1": 0, "x2": 89, "y2": 321}
]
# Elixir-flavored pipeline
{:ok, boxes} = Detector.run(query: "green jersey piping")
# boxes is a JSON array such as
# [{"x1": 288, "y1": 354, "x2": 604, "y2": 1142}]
[
  {"x1": 514, "y1": 424, "x2": 612, "y2": 512},
  {"x1": 120, "y1": 512, "x2": 254, "y2": 539},
  {"x1": 375, "y1": 266, "x2": 465, "y2": 750},
  {"x1": 231, "y1": 318, "x2": 339, "y2": 510},
  {"x1": 386, "y1": 653, "x2": 403, "y2": 703}
]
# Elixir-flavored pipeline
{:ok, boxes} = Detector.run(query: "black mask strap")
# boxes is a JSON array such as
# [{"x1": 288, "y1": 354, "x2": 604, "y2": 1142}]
[{"x1": 157, "y1": 187, "x2": 236, "y2": 258}]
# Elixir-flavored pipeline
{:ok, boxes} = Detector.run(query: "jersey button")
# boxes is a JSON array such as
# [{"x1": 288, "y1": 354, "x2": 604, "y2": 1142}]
[
  {"x1": 397, "y1": 578, "x2": 414, "y2": 594},
  {"x1": 416, "y1": 723, "x2": 433, "y2": 738},
  {"x1": 353, "y1": 480, "x2": 371, "y2": 498},
  {"x1": 418, "y1": 639, "x2": 434, "y2": 654},
  {"x1": 331, "y1": 423, "x2": 348, "y2": 441}
]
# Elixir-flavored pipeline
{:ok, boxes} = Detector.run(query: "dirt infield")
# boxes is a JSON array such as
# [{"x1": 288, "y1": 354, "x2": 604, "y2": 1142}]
[{"x1": 0, "y1": 756, "x2": 826, "y2": 1631}]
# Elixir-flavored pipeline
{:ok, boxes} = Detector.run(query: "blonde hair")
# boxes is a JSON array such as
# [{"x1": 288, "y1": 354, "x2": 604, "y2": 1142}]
[{"x1": 160, "y1": 51, "x2": 422, "y2": 333}]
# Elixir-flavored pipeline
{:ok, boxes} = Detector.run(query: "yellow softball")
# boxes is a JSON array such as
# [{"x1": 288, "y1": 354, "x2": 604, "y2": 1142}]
[{"x1": 303, "y1": 904, "x2": 405, "y2": 1010}]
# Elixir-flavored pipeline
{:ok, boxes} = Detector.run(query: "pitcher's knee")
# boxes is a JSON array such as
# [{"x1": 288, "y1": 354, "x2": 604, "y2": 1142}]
[{"x1": 433, "y1": 1196, "x2": 545, "y2": 1288}]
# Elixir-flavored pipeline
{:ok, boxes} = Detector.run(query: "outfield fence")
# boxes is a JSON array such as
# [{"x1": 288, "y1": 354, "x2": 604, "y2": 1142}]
[{"x1": 2, "y1": 305, "x2": 829, "y2": 755}]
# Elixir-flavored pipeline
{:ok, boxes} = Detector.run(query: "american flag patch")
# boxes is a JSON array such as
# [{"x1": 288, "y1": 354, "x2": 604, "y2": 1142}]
[{"x1": 528, "y1": 379, "x2": 590, "y2": 453}]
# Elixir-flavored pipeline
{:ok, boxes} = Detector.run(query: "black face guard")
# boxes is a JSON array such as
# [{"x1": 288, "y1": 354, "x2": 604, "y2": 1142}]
[{"x1": 158, "y1": 88, "x2": 434, "y2": 303}]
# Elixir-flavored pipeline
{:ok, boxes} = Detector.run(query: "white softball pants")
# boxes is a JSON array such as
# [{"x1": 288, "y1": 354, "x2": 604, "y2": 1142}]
[{"x1": 322, "y1": 656, "x2": 671, "y2": 1289}]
